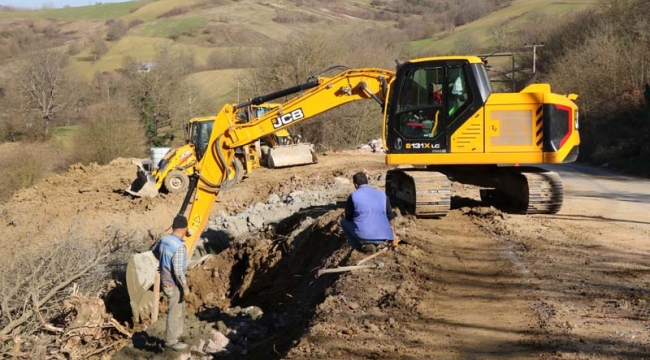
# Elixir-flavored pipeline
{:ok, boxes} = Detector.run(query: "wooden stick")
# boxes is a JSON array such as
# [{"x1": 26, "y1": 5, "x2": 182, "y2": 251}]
[
  {"x1": 317, "y1": 262, "x2": 384, "y2": 277},
  {"x1": 357, "y1": 246, "x2": 389, "y2": 266},
  {"x1": 151, "y1": 272, "x2": 160, "y2": 323}
]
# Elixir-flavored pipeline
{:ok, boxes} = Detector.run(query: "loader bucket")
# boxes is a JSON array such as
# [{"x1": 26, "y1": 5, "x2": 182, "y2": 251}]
[
  {"x1": 125, "y1": 159, "x2": 159, "y2": 198},
  {"x1": 267, "y1": 143, "x2": 318, "y2": 169},
  {"x1": 126, "y1": 251, "x2": 159, "y2": 323}
]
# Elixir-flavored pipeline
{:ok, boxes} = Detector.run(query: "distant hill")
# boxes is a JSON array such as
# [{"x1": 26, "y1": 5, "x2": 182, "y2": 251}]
[{"x1": 0, "y1": 0, "x2": 598, "y2": 105}]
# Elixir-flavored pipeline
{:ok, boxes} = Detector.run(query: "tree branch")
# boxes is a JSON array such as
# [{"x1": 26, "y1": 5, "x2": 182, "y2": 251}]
[{"x1": 0, "y1": 246, "x2": 112, "y2": 336}]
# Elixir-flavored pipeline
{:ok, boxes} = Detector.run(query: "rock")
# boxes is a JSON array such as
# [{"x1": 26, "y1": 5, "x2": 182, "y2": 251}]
[
  {"x1": 267, "y1": 193, "x2": 281, "y2": 204},
  {"x1": 363, "y1": 319, "x2": 380, "y2": 332},
  {"x1": 216, "y1": 320, "x2": 228, "y2": 334},
  {"x1": 348, "y1": 301, "x2": 360, "y2": 310},
  {"x1": 358, "y1": 144, "x2": 372, "y2": 150},
  {"x1": 193, "y1": 339, "x2": 206, "y2": 353},
  {"x1": 388, "y1": 317, "x2": 396, "y2": 327},
  {"x1": 242, "y1": 306, "x2": 264, "y2": 320},
  {"x1": 247, "y1": 214, "x2": 264, "y2": 229},
  {"x1": 333, "y1": 177, "x2": 351, "y2": 186},
  {"x1": 206, "y1": 330, "x2": 229, "y2": 353},
  {"x1": 253, "y1": 202, "x2": 266, "y2": 212}
]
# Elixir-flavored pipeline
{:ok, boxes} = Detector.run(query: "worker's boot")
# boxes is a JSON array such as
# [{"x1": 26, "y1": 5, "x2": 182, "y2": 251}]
[{"x1": 361, "y1": 244, "x2": 377, "y2": 254}]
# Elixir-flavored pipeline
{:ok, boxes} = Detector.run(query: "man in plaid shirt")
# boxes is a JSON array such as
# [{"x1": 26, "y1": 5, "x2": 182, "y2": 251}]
[{"x1": 153, "y1": 215, "x2": 190, "y2": 351}]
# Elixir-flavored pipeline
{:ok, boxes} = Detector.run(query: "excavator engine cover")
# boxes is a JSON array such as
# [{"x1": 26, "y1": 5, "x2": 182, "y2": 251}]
[{"x1": 267, "y1": 143, "x2": 318, "y2": 168}]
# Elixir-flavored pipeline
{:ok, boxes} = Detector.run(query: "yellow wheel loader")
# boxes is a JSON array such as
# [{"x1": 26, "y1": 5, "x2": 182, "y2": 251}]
[
  {"x1": 126, "y1": 104, "x2": 317, "y2": 197},
  {"x1": 127, "y1": 57, "x2": 580, "y2": 322}
]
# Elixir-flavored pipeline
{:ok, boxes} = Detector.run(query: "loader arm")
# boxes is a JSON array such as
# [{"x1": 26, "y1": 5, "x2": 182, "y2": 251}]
[{"x1": 181, "y1": 68, "x2": 395, "y2": 257}]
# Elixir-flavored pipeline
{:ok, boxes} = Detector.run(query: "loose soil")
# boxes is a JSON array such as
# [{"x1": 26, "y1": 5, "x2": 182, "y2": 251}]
[{"x1": 2, "y1": 148, "x2": 650, "y2": 359}]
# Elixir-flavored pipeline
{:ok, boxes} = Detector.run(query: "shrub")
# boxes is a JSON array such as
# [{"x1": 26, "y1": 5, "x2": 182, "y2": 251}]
[
  {"x1": 72, "y1": 98, "x2": 147, "y2": 165},
  {"x1": 206, "y1": 50, "x2": 232, "y2": 69},
  {"x1": 0, "y1": 143, "x2": 59, "y2": 201},
  {"x1": 157, "y1": 6, "x2": 189, "y2": 19},
  {"x1": 128, "y1": 19, "x2": 144, "y2": 29},
  {"x1": 66, "y1": 40, "x2": 82, "y2": 55},
  {"x1": 106, "y1": 19, "x2": 128, "y2": 41}
]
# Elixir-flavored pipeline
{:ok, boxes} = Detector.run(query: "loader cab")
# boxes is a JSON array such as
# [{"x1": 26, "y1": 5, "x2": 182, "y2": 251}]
[
  {"x1": 188, "y1": 119, "x2": 214, "y2": 161},
  {"x1": 386, "y1": 58, "x2": 492, "y2": 154}
]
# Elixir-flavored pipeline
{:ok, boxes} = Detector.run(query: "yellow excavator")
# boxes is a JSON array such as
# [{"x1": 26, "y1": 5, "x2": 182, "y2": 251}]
[
  {"x1": 126, "y1": 104, "x2": 317, "y2": 197},
  {"x1": 127, "y1": 57, "x2": 580, "y2": 321}
]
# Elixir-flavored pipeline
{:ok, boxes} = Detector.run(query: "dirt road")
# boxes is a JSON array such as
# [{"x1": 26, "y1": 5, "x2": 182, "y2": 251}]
[
  {"x1": 111, "y1": 157, "x2": 650, "y2": 359},
  {"x1": 3, "y1": 150, "x2": 650, "y2": 359}
]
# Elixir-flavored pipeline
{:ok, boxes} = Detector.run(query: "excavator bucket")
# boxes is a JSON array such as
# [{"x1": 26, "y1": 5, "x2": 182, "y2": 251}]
[
  {"x1": 126, "y1": 251, "x2": 158, "y2": 323},
  {"x1": 125, "y1": 159, "x2": 159, "y2": 198},
  {"x1": 267, "y1": 143, "x2": 318, "y2": 169}
]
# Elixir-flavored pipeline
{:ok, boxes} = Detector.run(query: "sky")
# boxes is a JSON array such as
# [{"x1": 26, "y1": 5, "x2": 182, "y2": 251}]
[{"x1": 0, "y1": 0, "x2": 131, "y2": 9}]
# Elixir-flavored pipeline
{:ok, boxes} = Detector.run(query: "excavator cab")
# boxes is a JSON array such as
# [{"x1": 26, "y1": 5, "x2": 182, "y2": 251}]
[{"x1": 386, "y1": 59, "x2": 489, "y2": 155}]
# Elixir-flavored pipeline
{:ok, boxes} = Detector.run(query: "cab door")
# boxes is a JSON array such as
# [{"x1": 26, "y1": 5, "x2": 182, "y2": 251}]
[{"x1": 386, "y1": 62, "x2": 448, "y2": 154}]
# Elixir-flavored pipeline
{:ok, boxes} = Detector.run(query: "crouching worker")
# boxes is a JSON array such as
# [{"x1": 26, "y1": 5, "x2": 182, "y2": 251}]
[
  {"x1": 153, "y1": 215, "x2": 190, "y2": 351},
  {"x1": 341, "y1": 172, "x2": 397, "y2": 254}
]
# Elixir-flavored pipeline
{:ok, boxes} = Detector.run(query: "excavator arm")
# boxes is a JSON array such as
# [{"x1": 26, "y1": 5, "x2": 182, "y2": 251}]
[
  {"x1": 180, "y1": 68, "x2": 395, "y2": 257},
  {"x1": 127, "y1": 67, "x2": 395, "y2": 321}
]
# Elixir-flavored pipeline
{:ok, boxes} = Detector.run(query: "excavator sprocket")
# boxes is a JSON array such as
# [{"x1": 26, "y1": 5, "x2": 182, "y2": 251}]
[{"x1": 386, "y1": 169, "x2": 451, "y2": 217}]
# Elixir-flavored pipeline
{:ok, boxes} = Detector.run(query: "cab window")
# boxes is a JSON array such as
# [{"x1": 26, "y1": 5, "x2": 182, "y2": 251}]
[
  {"x1": 447, "y1": 65, "x2": 471, "y2": 117},
  {"x1": 396, "y1": 66, "x2": 444, "y2": 139}
]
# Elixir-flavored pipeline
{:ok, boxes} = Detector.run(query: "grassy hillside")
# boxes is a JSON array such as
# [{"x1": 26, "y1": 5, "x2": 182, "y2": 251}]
[
  {"x1": 0, "y1": 0, "x2": 599, "y2": 109},
  {"x1": 408, "y1": 0, "x2": 599, "y2": 56}
]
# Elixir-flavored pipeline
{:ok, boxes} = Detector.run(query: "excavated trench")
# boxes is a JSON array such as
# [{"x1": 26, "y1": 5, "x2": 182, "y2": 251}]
[
  {"x1": 186, "y1": 206, "x2": 351, "y2": 359},
  {"x1": 114, "y1": 172, "x2": 388, "y2": 359}
]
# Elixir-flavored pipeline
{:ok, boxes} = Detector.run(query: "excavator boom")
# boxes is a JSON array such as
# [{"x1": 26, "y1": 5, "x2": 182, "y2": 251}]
[{"x1": 126, "y1": 68, "x2": 395, "y2": 320}]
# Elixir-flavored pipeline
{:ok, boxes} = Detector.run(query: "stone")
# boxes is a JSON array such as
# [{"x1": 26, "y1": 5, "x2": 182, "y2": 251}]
[
  {"x1": 247, "y1": 214, "x2": 264, "y2": 229},
  {"x1": 242, "y1": 306, "x2": 264, "y2": 320},
  {"x1": 206, "y1": 330, "x2": 230, "y2": 353},
  {"x1": 267, "y1": 193, "x2": 281, "y2": 204},
  {"x1": 216, "y1": 320, "x2": 228, "y2": 334}
]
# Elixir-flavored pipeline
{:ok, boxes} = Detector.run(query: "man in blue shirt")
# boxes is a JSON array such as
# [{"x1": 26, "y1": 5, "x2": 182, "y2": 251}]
[
  {"x1": 341, "y1": 172, "x2": 397, "y2": 254},
  {"x1": 153, "y1": 215, "x2": 190, "y2": 351}
]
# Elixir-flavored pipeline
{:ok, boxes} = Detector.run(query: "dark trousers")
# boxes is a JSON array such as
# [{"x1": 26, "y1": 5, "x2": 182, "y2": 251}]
[{"x1": 341, "y1": 218, "x2": 386, "y2": 251}]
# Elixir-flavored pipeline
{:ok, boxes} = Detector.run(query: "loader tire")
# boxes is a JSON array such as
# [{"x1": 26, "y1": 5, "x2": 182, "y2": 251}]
[{"x1": 164, "y1": 170, "x2": 190, "y2": 193}]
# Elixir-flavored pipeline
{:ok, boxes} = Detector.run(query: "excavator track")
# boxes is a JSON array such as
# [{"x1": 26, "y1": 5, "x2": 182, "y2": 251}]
[
  {"x1": 520, "y1": 170, "x2": 564, "y2": 214},
  {"x1": 386, "y1": 169, "x2": 451, "y2": 217},
  {"x1": 480, "y1": 168, "x2": 564, "y2": 214}
]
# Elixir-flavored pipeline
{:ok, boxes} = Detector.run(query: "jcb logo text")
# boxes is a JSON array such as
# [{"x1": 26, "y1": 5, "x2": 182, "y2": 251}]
[{"x1": 272, "y1": 109, "x2": 305, "y2": 129}]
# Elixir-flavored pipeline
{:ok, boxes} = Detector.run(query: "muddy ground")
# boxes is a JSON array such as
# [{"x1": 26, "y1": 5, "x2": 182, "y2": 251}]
[{"x1": 2, "y1": 149, "x2": 650, "y2": 359}]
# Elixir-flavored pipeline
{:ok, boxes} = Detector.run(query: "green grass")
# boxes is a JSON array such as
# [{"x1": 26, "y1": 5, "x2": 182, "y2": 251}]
[
  {"x1": 187, "y1": 68, "x2": 249, "y2": 106},
  {"x1": 0, "y1": 1, "x2": 152, "y2": 21},
  {"x1": 51, "y1": 125, "x2": 78, "y2": 150},
  {"x1": 407, "y1": 0, "x2": 599, "y2": 56},
  {"x1": 135, "y1": 17, "x2": 208, "y2": 37},
  {"x1": 123, "y1": 0, "x2": 200, "y2": 22}
]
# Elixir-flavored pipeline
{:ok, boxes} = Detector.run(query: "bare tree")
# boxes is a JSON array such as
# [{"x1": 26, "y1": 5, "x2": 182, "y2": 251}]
[
  {"x1": 490, "y1": 25, "x2": 508, "y2": 51},
  {"x1": 12, "y1": 49, "x2": 75, "y2": 136},
  {"x1": 0, "y1": 229, "x2": 126, "y2": 337}
]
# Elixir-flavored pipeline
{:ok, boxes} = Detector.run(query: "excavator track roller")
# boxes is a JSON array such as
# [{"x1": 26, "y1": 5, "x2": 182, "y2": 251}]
[
  {"x1": 386, "y1": 169, "x2": 451, "y2": 217},
  {"x1": 479, "y1": 167, "x2": 564, "y2": 214}
]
